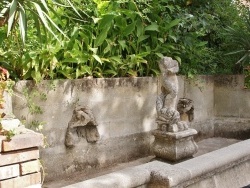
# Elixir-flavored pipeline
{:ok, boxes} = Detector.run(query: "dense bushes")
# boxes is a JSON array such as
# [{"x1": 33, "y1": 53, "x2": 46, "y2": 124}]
[{"x1": 0, "y1": 0, "x2": 248, "y2": 81}]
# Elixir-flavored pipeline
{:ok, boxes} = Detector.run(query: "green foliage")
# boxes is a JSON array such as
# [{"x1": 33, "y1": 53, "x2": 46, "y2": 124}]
[
  {"x1": 0, "y1": 0, "x2": 182, "y2": 80},
  {"x1": 0, "y1": 124, "x2": 16, "y2": 141},
  {"x1": 224, "y1": 11, "x2": 250, "y2": 66},
  {"x1": 0, "y1": 0, "x2": 82, "y2": 43},
  {"x1": 0, "y1": 0, "x2": 249, "y2": 80},
  {"x1": 22, "y1": 87, "x2": 46, "y2": 115},
  {"x1": 207, "y1": 0, "x2": 249, "y2": 74},
  {"x1": 224, "y1": 9, "x2": 250, "y2": 89},
  {"x1": 20, "y1": 83, "x2": 50, "y2": 134}
]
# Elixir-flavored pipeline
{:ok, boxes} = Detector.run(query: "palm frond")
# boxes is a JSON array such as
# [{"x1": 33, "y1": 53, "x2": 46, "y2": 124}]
[
  {"x1": 224, "y1": 11, "x2": 250, "y2": 65},
  {"x1": 0, "y1": 0, "x2": 81, "y2": 43}
]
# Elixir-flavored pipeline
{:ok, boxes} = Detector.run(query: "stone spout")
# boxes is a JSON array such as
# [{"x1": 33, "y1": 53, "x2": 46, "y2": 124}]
[{"x1": 65, "y1": 107, "x2": 100, "y2": 148}]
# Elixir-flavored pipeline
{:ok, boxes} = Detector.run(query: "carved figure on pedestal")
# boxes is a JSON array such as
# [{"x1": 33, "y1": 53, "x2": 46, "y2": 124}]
[
  {"x1": 65, "y1": 107, "x2": 100, "y2": 148},
  {"x1": 152, "y1": 57, "x2": 198, "y2": 161},
  {"x1": 156, "y1": 57, "x2": 188, "y2": 132}
]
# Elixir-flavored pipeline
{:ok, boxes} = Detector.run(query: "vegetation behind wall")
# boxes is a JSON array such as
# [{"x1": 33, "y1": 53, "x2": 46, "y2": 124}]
[{"x1": 0, "y1": 0, "x2": 249, "y2": 82}]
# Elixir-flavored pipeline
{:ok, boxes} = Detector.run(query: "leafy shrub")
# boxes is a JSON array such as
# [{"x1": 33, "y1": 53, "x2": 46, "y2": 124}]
[
  {"x1": 0, "y1": 0, "x2": 249, "y2": 81},
  {"x1": 0, "y1": 0, "x2": 181, "y2": 81}
]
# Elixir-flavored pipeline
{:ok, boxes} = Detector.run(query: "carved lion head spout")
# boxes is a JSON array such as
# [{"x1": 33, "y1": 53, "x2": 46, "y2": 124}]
[
  {"x1": 158, "y1": 57, "x2": 179, "y2": 75},
  {"x1": 177, "y1": 98, "x2": 194, "y2": 122},
  {"x1": 65, "y1": 107, "x2": 100, "y2": 148}
]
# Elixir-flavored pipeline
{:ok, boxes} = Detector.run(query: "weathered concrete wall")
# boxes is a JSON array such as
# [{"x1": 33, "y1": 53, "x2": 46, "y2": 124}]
[
  {"x1": 179, "y1": 75, "x2": 250, "y2": 140},
  {"x1": 178, "y1": 76, "x2": 215, "y2": 140},
  {"x1": 12, "y1": 77, "x2": 158, "y2": 180},
  {"x1": 11, "y1": 75, "x2": 250, "y2": 180},
  {"x1": 214, "y1": 75, "x2": 250, "y2": 139},
  {"x1": 214, "y1": 75, "x2": 250, "y2": 118}
]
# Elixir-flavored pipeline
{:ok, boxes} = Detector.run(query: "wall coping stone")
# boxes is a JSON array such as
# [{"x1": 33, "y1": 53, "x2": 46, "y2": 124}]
[
  {"x1": 62, "y1": 139, "x2": 250, "y2": 188},
  {"x1": 1, "y1": 128, "x2": 44, "y2": 152}
]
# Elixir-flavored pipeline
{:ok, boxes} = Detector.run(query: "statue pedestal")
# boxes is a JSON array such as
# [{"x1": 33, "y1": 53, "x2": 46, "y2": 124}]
[{"x1": 152, "y1": 128, "x2": 198, "y2": 162}]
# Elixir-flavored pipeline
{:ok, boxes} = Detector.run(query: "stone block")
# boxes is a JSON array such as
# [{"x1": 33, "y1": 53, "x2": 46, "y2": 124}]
[
  {"x1": 63, "y1": 164, "x2": 151, "y2": 188},
  {"x1": 0, "y1": 118, "x2": 20, "y2": 131},
  {"x1": 152, "y1": 129, "x2": 198, "y2": 161},
  {"x1": 2, "y1": 132, "x2": 43, "y2": 152},
  {"x1": 0, "y1": 164, "x2": 19, "y2": 180},
  {"x1": 149, "y1": 163, "x2": 191, "y2": 187},
  {"x1": 0, "y1": 136, "x2": 6, "y2": 152},
  {"x1": 0, "y1": 172, "x2": 41, "y2": 188},
  {"x1": 0, "y1": 148, "x2": 39, "y2": 166},
  {"x1": 20, "y1": 160, "x2": 40, "y2": 175},
  {"x1": 26, "y1": 184, "x2": 42, "y2": 188},
  {"x1": 176, "y1": 139, "x2": 250, "y2": 179},
  {"x1": 0, "y1": 90, "x2": 13, "y2": 117}
]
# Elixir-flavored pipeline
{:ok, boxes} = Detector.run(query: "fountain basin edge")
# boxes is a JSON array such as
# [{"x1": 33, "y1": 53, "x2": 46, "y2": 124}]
[{"x1": 62, "y1": 139, "x2": 250, "y2": 188}]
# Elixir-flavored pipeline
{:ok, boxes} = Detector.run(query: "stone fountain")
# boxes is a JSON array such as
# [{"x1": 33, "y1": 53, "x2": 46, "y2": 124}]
[{"x1": 152, "y1": 57, "x2": 198, "y2": 162}]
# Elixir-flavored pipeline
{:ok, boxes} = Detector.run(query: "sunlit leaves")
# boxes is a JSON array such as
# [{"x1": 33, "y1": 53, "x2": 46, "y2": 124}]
[
  {"x1": 7, "y1": 0, "x2": 17, "y2": 36},
  {"x1": 0, "y1": 0, "x2": 79, "y2": 43},
  {"x1": 18, "y1": 4, "x2": 26, "y2": 43},
  {"x1": 0, "y1": 0, "x2": 195, "y2": 81}
]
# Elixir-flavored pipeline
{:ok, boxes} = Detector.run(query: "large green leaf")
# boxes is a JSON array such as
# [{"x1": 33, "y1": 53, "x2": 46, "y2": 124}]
[
  {"x1": 145, "y1": 23, "x2": 159, "y2": 32},
  {"x1": 65, "y1": 0, "x2": 83, "y2": 19},
  {"x1": 92, "y1": 54, "x2": 103, "y2": 64},
  {"x1": 122, "y1": 22, "x2": 136, "y2": 36},
  {"x1": 7, "y1": 0, "x2": 17, "y2": 36},
  {"x1": 95, "y1": 27, "x2": 109, "y2": 47},
  {"x1": 33, "y1": 2, "x2": 60, "y2": 41},
  {"x1": 43, "y1": 11, "x2": 67, "y2": 39},
  {"x1": 1, "y1": 0, "x2": 81, "y2": 43},
  {"x1": 118, "y1": 40, "x2": 127, "y2": 50},
  {"x1": 18, "y1": 3, "x2": 26, "y2": 43},
  {"x1": 138, "y1": 35, "x2": 149, "y2": 43},
  {"x1": 165, "y1": 19, "x2": 181, "y2": 31},
  {"x1": 40, "y1": 0, "x2": 49, "y2": 11},
  {"x1": 99, "y1": 14, "x2": 115, "y2": 29}
]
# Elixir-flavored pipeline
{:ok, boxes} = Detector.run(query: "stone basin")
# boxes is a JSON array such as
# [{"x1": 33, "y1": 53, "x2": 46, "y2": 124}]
[{"x1": 43, "y1": 137, "x2": 248, "y2": 188}]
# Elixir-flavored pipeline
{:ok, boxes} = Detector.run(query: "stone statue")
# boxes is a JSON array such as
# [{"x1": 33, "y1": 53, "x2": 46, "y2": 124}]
[
  {"x1": 156, "y1": 57, "x2": 188, "y2": 132},
  {"x1": 65, "y1": 107, "x2": 100, "y2": 148},
  {"x1": 152, "y1": 57, "x2": 198, "y2": 161},
  {"x1": 177, "y1": 98, "x2": 194, "y2": 122}
]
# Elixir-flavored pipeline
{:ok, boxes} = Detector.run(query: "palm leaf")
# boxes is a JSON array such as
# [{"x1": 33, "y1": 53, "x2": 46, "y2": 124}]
[
  {"x1": 65, "y1": 0, "x2": 83, "y2": 19},
  {"x1": 1, "y1": 0, "x2": 80, "y2": 43},
  {"x1": 33, "y1": 2, "x2": 60, "y2": 41},
  {"x1": 7, "y1": 0, "x2": 17, "y2": 36},
  {"x1": 236, "y1": 53, "x2": 250, "y2": 64},
  {"x1": 43, "y1": 12, "x2": 68, "y2": 39},
  {"x1": 18, "y1": 3, "x2": 26, "y2": 43}
]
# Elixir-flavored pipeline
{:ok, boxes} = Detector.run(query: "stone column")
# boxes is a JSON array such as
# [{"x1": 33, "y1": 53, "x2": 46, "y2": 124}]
[{"x1": 152, "y1": 57, "x2": 198, "y2": 162}]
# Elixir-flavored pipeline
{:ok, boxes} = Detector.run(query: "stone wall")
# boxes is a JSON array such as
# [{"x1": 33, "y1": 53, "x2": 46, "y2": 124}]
[
  {"x1": 179, "y1": 75, "x2": 250, "y2": 140},
  {"x1": 214, "y1": 75, "x2": 250, "y2": 118},
  {"x1": 11, "y1": 75, "x2": 250, "y2": 180},
  {"x1": 12, "y1": 77, "x2": 158, "y2": 180},
  {"x1": 0, "y1": 131, "x2": 43, "y2": 187},
  {"x1": 214, "y1": 75, "x2": 250, "y2": 139},
  {"x1": 178, "y1": 76, "x2": 215, "y2": 140}
]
